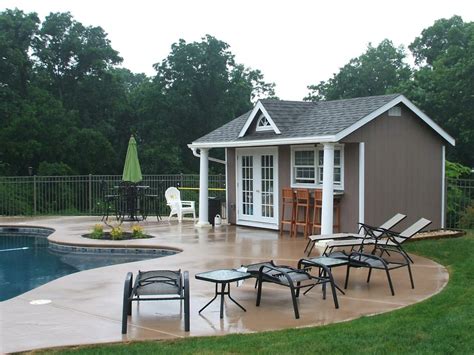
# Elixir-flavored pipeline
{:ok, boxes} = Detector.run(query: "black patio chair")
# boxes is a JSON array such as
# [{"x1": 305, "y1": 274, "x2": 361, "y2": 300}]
[
  {"x1": 344, "y1": 250, "x2": 414, "y2": 296},
  {"x1": 117, "y1": 183, "x2": 144, "y2": 222},
  {"x1": 122, "y1": 269, "x2": 190, "y2": 334},
  {"x1": 246, "y1": 260, "x2": 339, "y2": 319},
  {"x1": 143, "y1": 187, "x2": 162, "y2": 221},
  {"x1": 99, "y1": 180, "x2": 119, "y2": 221}
]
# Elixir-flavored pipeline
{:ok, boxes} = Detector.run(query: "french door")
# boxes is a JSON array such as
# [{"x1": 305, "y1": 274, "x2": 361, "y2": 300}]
[{"x1": 236, "y1": 148, "x2": 278, "y2": 228}]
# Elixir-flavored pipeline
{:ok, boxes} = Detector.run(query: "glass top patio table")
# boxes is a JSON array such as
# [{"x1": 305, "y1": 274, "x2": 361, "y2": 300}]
[
  {"x1": 195, "y1": 269, "x2": 251, "y2": 283},
  {"x1": 195, "y1": 269, "x2": 251, "y2": 319}
]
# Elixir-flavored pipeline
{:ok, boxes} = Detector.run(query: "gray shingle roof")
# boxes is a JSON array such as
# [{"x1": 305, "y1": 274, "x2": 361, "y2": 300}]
[{"x1": 193, "y1": 94, "x2": 401, "y2": 144}]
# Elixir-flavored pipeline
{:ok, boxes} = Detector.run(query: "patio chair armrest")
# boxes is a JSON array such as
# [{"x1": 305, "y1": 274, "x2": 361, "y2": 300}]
[
  {"x1": 358, "y1": 223, "x2": 386, "y2": 239},
  {"x1": 181, "y1": 201, "x2": 195, "y2": 208}
]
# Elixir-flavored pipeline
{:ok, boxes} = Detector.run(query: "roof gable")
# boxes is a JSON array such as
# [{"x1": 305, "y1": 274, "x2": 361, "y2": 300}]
[{"x1": 238, "y1": 101, "x2": 281, "y2": 137}]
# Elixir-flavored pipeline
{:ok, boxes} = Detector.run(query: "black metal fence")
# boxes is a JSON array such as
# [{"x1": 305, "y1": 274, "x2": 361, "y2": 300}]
[
  {"x1": 1, "y1": 175, "x2": 472, "y2": 229},
  {"x1": 446, "y1": 178, "x2": 474, "y2": 229},
  {"x1": 0, "y1": 174, "x2": 226, "y2": 217}
]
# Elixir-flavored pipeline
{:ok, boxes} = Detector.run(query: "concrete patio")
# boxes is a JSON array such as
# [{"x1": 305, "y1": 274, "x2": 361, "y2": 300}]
[{"x1": 0, "y1": 216, "x2": 448, "y2": 353}]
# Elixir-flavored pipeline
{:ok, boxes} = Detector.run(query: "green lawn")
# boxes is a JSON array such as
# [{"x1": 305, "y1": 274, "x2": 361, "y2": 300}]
[{"x1": 41, "y1": 233, "x2": 474, "y2": 355}]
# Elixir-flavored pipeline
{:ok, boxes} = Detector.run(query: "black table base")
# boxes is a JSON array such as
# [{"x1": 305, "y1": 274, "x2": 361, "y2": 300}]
[{"x1": 199, "y1": 283, "x2": 246, "y2": 319}]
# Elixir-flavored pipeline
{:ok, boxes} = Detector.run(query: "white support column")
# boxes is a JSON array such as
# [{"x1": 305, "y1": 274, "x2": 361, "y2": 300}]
[
  {"x1": 321, "y1": 143, "x2": 335, "y2": 235},
  {"x1": 359, "y1": 142, "x2": 365, "y2": 234},
  {"x1": 197, "y1": 148, "x2": 211, "y2": 227}
]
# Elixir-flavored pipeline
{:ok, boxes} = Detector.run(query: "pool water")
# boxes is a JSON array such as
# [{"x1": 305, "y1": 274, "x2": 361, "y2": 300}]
[{"x1": 0, "y1": 235, "x2": 160, "y2": 301}]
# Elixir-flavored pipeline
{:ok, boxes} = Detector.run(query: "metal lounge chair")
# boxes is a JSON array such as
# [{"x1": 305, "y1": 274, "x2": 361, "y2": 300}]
[
  {"x1": 324, "y1": 218, "x2": 431, "y2": 262},
  {"x1": 344, "y1": 249, "x2": 414, "y2": 296},
  {"x1": 245, "y1": 260, "x2": 339, "y2": 319},
  {"x1": 122, "y1": 269, "x2": 190, "y2": 334},
  {"x1": 304, "y1": 213, "x2": 407, "y2": 256}
]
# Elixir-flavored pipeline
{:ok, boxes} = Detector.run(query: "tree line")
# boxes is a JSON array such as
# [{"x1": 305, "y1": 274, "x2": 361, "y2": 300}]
[{"x1": 0, "y1": 9, "x2": 472, "y2": 177}]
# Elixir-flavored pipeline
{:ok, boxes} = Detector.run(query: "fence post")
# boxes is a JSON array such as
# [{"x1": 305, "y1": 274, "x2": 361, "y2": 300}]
[
  {"x1": 33, "y1": 175, "x2": 37, "y2": 215},
  {"x1": 89, "y1": 174, "x2": 92, "y2": 215}
]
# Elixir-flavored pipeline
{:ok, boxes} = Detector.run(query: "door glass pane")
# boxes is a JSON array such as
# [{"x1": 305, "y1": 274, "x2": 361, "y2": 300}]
[
  {"x1": 241, "y1": 156, "x2": 253, "y2": 215},
  {"x1": 261, "y1": 155, "x2": 274, "y2": 218}
]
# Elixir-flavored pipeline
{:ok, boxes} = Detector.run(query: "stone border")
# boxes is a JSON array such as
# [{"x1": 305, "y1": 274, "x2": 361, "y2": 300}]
[{"x1": 49, "y1": 242, "x2": 177, "y2": 256}]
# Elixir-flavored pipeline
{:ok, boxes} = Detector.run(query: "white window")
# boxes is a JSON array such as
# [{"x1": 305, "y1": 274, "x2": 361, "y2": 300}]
[
  {"x1": 294, "y1": 149, "x2": 316, "y2": 184},
  {"x1": 256, "y1": 113, "x2": 273, "y2": 132},
  {"x1": 317, "y1": 148, "x2": 342, "y2": 186},
  {"x1": 291, "y1": 145, "x2": 344, "y2": 189}
]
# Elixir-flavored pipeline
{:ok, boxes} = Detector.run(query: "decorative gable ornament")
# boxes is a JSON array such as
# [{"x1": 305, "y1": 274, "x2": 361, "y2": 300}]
[
  {"x1": 256, "y1": 114, "x2": 272, "y2": 131},
  {"x1": 238, "y1": 100, "x2": 281, "y2": 137}
]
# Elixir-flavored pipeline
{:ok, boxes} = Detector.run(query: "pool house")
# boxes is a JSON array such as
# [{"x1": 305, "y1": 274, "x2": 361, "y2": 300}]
[{"x1": 189, "y1": 94, "x2": 455, "y2": 234}]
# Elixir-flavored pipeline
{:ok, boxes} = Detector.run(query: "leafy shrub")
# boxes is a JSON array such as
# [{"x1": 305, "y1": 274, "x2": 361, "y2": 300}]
[
  {"x1": 459, "y1": 204, "x2": 474, "y2": 229},
  {"x1": 131, "y1": 224, "x2": 145, "y2": 239},
  {"x1": 90, "y1": 224, "x2": 104, "y2": 239},
  {"x1": 110, "y1": 226, "x2": 123, "y2": 240}
]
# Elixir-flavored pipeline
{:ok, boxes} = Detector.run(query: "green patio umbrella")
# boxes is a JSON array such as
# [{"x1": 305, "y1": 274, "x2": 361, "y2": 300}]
[{"x1": 122, "y1": 135, "x2": 143, "y2": 183}]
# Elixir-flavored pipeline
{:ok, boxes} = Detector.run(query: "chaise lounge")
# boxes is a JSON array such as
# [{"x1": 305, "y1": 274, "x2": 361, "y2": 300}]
[{"x1": 122, "y1": 269, "x2": 190, "y2": 334}]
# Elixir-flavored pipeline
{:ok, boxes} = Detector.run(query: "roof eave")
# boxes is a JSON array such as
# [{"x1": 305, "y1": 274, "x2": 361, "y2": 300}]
[{"x1": 189, "y1": 135, "x2": 337, "y2": 149}]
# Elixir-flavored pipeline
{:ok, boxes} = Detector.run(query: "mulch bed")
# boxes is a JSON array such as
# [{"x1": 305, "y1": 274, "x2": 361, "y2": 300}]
[
  {"x1": 82, "y1": 232, "x2": 153, "y2": 241},
  {"x1": 412, "y1": 229, "x2": 466, "y2": 241}
]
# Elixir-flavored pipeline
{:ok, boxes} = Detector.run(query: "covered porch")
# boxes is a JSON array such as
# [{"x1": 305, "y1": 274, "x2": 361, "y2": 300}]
[{"x1": 192, "y1": 142, "x2": 358, "y2": 235}]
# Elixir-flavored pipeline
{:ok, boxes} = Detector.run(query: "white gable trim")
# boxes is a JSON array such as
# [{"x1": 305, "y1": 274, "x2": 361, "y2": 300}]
[
  {"x1": 238, "y1": 101, "x2": 281, "y2": 138},
  {"x1": 334, "y1": 95, "x2": 455, "y2": 146}
]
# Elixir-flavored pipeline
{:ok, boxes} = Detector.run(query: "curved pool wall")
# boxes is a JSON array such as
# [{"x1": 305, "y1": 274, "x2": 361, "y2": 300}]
[{"x1": 0, "y1": 226, "x2": 177, "y2": 301}]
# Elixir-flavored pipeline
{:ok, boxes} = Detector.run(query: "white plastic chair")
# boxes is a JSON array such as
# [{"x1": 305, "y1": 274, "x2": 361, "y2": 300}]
[{"x1": 165, "y1": 187, "x2": 196, "y2": 222}]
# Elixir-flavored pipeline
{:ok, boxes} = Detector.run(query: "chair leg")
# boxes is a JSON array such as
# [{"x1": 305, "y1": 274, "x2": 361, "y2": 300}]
[
  {"x1": 290, "y1": 286, "x2": 300, "y2": 319},
  {"x1": 326, "y1": 269, "x2": 339, "y2": 309},
  {"x1": 344, "y1": 264, "x2": 351, "y2": 289},
  {"x1": 183, "y1": 271, "x2": 190, "y2": 332},
  {"x1": 122, "y1": 272, "x2": 133, "y2": 334},
  {"x1": 256, "y1": 275, "x2": 263, "y2": 306},
  {"x1": 367, "y1": 268, "x2": 372, "y2": 283},
  {"x1": 385, "y1": 268, "x2": 395, "y2": 296},
  {"x1": 407, "y1": 262, "x2": 415, "y2": 289}
]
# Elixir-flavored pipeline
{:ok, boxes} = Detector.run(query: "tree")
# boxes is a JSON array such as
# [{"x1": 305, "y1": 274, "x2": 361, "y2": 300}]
[
  {"x1": 305, "y1": 39, "x2": 411, "y2": 101},
  {"x1": 32, "y1": 12, "x2": 122, "y2": 102},
  {"x1": 0, "y1": 9, "x2": 39, "y2": 97},
  {"x1": 150, "y1": 35, "x2": 276, "y2": 171},
  {"x1": 409, "y1": 16, "x2": 469, "y2": 67},
  {"x1": 402, "y1": 17, "x2": 474, "y2": 165}
]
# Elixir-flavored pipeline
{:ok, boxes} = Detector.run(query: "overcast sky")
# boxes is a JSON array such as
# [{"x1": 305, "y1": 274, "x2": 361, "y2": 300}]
[{"x1": 2, "y1": 0, "x2": 473, "y2": 100}]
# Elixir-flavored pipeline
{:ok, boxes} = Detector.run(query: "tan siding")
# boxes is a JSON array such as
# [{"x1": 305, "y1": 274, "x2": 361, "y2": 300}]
[
  {"x1": 343, "y1": 105, "x2": 443, "y2": 230},
  {"x1": 339, "y1": 143, "x2": 359, "y2": 232}
]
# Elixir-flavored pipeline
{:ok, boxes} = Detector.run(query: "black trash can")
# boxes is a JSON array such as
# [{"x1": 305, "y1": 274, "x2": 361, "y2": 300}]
[{"x1": 208, "y1": 197, "x2": 221, "y2": 226}]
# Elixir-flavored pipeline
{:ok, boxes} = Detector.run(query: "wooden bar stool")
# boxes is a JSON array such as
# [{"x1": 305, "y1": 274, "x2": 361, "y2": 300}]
[
  {"x1": 311, "y1": 189, "x2": 323, "y2": 235},
  {"x1": 311, "y1": 190, "x2": 341, "y2": 235},
  {"x1": 279, "y1": 188, "x2": 296, "y2": 236},
  {"x1": 294, "y1": 189, "x2": 311, "y2": 238}
]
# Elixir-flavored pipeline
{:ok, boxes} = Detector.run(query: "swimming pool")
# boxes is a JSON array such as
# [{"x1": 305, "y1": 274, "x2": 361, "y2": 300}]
[{"x1": 0, "y1": 227, "x2": 175, "y2": 301}]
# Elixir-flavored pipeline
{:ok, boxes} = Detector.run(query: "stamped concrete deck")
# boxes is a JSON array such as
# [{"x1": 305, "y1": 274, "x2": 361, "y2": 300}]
[{"x1": 0, "y1": 216, "x2": 449, "y2": 353}]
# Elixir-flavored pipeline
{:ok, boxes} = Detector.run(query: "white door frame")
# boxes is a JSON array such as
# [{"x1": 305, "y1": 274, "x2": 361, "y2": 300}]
[{"x1": 235, "y1": 147, "x2": 279, "y2": 229}]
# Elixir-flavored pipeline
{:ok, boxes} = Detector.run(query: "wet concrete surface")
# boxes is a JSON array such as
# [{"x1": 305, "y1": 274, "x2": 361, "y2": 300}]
[{"x1": 0, "y1": 216, "x2": 449, "y2": 353}]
